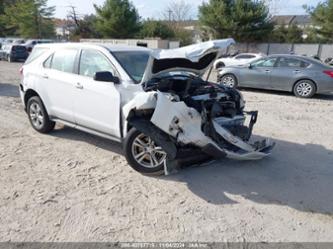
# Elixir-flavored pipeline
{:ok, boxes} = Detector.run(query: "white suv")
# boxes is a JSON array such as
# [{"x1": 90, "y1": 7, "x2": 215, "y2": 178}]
[{"x1": 20, "y1": 40, "x2": 274, "y2": 174}]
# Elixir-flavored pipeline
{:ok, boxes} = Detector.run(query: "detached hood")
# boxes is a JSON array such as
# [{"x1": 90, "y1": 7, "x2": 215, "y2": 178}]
[{"x1": 141, "y1": 39, "x2": 235, "y2": 83}]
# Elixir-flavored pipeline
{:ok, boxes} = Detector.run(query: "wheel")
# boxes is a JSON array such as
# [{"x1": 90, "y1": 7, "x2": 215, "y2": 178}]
[
  {"x1": 219, "y1": 74, "x2": 237, "y2": 88},
  {"x1": 215, "y1": 62, "x2": 225, "y2": 69},
  {"x1": 124, "y1": 128, "x2": 167, "y2": 175},
  {"x1": 27, "y1": 96, "x2": 55, "y2": 133},
  {"x1": 293, "y1": 80, "x2": 316, "y2": 98}
]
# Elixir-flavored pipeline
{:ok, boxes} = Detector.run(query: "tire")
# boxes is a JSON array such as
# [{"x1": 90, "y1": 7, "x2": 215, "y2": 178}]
[
  {"x1": 123, "y1": 128, "x2": 167, "y2": 175},
  {"x1": 219, "y1": 74, "x2": 238, "y2": 88},
  {"x1": 27, "y1": 96, "x2": 55, "y2": 133},
  {"x1": 293, "y1": 80, "x2": 316, "y2": 98}
]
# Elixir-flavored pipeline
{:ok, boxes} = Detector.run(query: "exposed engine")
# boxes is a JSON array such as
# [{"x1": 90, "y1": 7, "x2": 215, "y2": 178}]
[{"x1": 144, "y1": 74, "x2": 250, "y2": 145}]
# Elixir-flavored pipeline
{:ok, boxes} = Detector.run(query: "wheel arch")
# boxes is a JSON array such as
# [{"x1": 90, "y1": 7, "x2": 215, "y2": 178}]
[
  {"x1": 24, "y1": 89, "x2": 40, "y2": 107},
  {"x1": 292, "y1": 78, "x2": 317, "y2": 93}
]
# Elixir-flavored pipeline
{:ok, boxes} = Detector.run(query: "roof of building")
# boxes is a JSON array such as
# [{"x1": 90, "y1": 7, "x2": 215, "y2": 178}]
[{"x1": 271, "y1": 15, "x2": 311, "y2": 26}]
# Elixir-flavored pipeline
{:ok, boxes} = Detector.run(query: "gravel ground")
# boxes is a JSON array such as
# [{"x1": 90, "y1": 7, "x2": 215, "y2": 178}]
[{"x1": 1, "y1": 60, "x2": 333, "y2": 242}]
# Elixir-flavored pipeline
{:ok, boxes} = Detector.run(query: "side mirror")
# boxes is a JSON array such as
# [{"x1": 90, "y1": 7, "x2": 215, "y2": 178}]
[{"x1": 94, "y1": 71, "x2": 120, "y2": 84}]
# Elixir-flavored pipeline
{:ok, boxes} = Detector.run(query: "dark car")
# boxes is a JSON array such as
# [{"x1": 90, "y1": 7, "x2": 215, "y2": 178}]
[
  {"x1": 0, "y1": 44, "x2": 29, "y2": 62},
  {"x1": 218, "y1": 54, "x2": 333, "y2": 98}
]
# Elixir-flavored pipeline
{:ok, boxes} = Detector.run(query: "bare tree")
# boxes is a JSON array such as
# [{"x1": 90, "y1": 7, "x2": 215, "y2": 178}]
[{"x1": 162, "y1": 0, "x2": 193, "y2": 22}]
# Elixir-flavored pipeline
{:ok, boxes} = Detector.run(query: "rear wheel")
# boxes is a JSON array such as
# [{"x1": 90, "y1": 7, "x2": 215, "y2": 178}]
[
  {"x1": 293, "y1": 80, "x2": 316, "y2": 98},
  {"x1": 124, "y1": 128, "x2": 167, "y2": 175},
  {"x1": 219, "y1": 74, "x2": 237, "y2": 88},
  {"x1": 27, "y1": 96, "x2": 55, "y2": 133}
]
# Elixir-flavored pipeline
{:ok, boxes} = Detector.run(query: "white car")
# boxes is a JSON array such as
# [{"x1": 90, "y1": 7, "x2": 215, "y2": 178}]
[
  {"x1": 213, "y1": 53, "x2": 265, "y2": 69},
  {"x1": 20, "y1": 40, "x2": 274, "y2": 175}
]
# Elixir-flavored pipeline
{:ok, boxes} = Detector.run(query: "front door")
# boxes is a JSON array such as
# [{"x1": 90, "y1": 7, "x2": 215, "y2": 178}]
[
  {"x1": 73, "y1": 49, "x2": 121, "y2": 138},
  {"x1": 240, "y1": 57, "x2": 278, "y2": 89}
]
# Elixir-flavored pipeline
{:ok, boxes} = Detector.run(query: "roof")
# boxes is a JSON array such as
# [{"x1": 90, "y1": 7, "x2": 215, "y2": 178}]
[
  {"x1": 53, "y1": 18, "x2": 75, "y2": 27},
  {"x1": 271, "y1": 15, "x2": 311, "y2": 26},
  {"x1": 35, "y1": 42, "x2": 152, "y2": 52}
]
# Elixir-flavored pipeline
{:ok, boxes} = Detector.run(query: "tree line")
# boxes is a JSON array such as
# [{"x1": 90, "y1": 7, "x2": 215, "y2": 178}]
[{"x1": 0, "y1": 0, "x2": 333, "y2": 44}]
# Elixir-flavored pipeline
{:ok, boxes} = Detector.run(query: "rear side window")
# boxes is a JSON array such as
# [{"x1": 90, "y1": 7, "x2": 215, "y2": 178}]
[
  {"x1": 43, "y1": 54, "x2": 53, "y2": 68},
  {"x1": 25, "y1": 47, "x2": 49, "y2": 64},
  {"x1": 51, "y1": 49, "x2": 78, "y2": 73},
  {"x1": 277, "y1": 57, "x2": 310, "y2": 68}
]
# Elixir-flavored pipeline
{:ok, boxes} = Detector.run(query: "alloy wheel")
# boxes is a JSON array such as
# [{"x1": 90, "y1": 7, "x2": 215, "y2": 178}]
[
  {"x1": 131, "y1": 133, "x2": 167, "y2": 168},
  {"x1": 221, "y1": 75, "x2": 236, "y2": 88},
  {"x1": 296, "y1": 81, "x2": 313, "y2": 97},
  {"x1": 29, "y1": 102, "x2": 44, "y2": 129}
]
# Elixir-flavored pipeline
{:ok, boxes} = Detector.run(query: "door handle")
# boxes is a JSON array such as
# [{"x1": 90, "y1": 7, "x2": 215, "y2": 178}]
[
  {"x1": 42, "y1": 74, "x2": 49, "y2": 79},
  {"x1": 265, "y1": 70, "x2": 271, "y2": 73},
  {"x1": 75, "y1": 82, "x2": 83, "y2": 89}
]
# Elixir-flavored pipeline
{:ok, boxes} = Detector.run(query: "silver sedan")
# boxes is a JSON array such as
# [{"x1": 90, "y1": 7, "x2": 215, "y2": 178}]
[{"x1": 218, "y1": 55, "x2": 333, "y2": 98}]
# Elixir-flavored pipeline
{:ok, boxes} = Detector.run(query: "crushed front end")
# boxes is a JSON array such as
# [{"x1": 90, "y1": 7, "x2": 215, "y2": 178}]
[{"x1": 145, "y1": 76, "x2": 275, "y2": 161}]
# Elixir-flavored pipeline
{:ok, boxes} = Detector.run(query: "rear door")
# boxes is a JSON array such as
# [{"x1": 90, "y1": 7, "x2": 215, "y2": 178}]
[
  {"x1": 240, "y1": 57, "x2": 278, "y2": 89},
  {"x1": 73, "y1": 49, "x2": 121, "y2": 138},
  {"x1": 38, "y1": 48, "x2": 79, "y2": 122},
  {"x1": 270, "y1": 57, "x2": 310, "y2": 91}
]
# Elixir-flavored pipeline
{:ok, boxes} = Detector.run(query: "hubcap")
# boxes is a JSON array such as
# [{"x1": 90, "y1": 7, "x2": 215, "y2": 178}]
[
  {"x1": 131, "y1": 133, "x2": 167, "y2": 168},
  {"x1": 29, "y1": 102, "x2": 44, "y2": 129},
  {"x1": 296, "y1": 82, "x2": 312, "y2": 97},
  {"x1": 222, "y1": 75, "x2": 235, "y2": 88}
]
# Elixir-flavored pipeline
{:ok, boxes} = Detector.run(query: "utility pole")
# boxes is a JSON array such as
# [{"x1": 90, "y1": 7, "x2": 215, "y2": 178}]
[{"x1": 168, "y1": 9, "x2": 172, "y2": 21}]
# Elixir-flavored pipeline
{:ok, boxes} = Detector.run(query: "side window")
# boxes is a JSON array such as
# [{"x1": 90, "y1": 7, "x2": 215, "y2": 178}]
[
  {"x1": 51, "y1": 49, "x2": 78, "y2": 73},
  {"x1": 236, "y1": 54, "x2": 255, "y2": 59},
  {"x1": 252, "y1": 58, "x2": 277, "y2": 68},
  {"x1": 79, "y1": 49, "x2": 115, "y2": 78},
  {"x1": 43, "y1": 54, "x2": 53, "y2": 68},
  {"x1": 277, "y1": 57, "x2": 310, "y2": 68}
]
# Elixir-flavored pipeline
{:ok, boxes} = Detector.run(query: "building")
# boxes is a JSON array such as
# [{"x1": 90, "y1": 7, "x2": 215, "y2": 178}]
[
  {"x1": 271, "y1": 15, "x2": 312, "y2": 29},
  {"x1": 54, "y1": 19, "x2": 76, "y2": 40}
]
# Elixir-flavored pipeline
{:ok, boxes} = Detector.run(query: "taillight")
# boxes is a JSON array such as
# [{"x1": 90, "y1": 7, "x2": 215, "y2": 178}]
[
  {"x1": 323, "y1": 70, "x2": 333, "y2": 78},
  {"x1": 19, "y1": 67, "x2": 23, "y2": 75}
]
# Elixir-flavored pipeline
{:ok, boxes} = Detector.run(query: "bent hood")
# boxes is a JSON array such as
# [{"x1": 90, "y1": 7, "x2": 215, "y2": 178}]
[{"x1": 141, "y1": 39, "x2": 235, "y2": 83}]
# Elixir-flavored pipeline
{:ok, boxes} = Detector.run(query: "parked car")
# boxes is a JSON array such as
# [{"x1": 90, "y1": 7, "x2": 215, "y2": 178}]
[
  {"x1": 0, "y1": 44, "x2": 29, "y2": 62},
  {"x1": 24, "y1": 39, "x2": 53, "y2": 52},
  {"x1": 213, "y1": 53, "x2": 265, "y2": 69},
  {"x1": 20, "y1": 40, "x2": 274, "y2": 174},
  {"x1": 0, "y1": 37, "x2": 5, "y2": 49},
  {"x1": 218, "y1": 54, "x2": 333, "y2": 98}
]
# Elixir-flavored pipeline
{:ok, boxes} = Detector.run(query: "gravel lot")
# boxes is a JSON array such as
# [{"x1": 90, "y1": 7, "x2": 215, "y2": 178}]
[{"x1": 1, "y1": 60, "x2": 333, "y2": 242}]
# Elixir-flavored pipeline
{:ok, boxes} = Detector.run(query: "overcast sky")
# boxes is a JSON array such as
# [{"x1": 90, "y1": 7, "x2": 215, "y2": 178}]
[{"x1": 48, "y1": 0, "x2": 322, "y2": 19}]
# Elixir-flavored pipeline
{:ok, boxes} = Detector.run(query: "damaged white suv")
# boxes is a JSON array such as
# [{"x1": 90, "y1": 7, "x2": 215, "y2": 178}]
[{"x1": 20, "y1": 39, "x2": 274, "y2": 174}]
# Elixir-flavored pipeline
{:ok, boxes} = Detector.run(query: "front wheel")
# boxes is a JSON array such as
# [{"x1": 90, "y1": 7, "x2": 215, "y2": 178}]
[
  {"x1": 219, "y1": 74, "x2": 238, "y2": 88},
  {"x1": 124, "y1": 128, "x2": 167, "y2": 175},
  {"x1": 293, "y1": 80, "x2": 316, "y2": 98}
]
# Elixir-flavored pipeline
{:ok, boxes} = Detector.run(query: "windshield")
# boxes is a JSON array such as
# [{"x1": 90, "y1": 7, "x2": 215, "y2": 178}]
[{"x1": 112, "y1": 51, "x2": 150, "y2": 83}]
